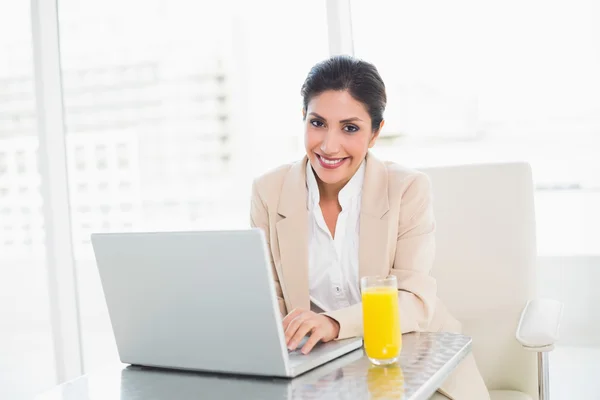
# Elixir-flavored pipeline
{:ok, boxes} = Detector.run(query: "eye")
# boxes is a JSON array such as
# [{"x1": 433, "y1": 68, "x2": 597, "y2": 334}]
[
  {"x1": 343, "y1": 124, "x2": 359, "y2": 133},
  {"x1": 310, "y1": 119, "x2": 325, "y2": 128}
]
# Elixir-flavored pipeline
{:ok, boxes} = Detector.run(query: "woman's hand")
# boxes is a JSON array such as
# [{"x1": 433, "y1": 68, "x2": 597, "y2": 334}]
[{"x1": 282, "y1": 308, "x2": 340, "y2": 354}]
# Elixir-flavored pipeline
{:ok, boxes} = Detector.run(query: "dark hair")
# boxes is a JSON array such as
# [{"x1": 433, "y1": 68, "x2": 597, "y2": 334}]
[{"x1": 301, "y1": 55, "x2": 387, "y2": 132}]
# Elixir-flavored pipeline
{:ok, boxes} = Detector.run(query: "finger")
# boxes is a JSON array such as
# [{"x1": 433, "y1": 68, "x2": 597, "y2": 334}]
[
  {"x1": 301, "y1": 328, "x2": 324, "y2": 354},
  {"x1": 288, "y1": 319, "x2": 317, "y2": 350},
  {"x1": 282, "y1": 308, "x2": 305, "y2": 331},
  {"x1": 284, "y1": 310, "x2": 311, "y2": 343},
  {"x1": 284, "y1": 313, "x2": 308, "y2": 345}
]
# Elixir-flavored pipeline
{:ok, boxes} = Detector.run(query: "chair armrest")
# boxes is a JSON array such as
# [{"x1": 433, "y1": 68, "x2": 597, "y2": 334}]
[{"x1": 516, "y1": 298, "x2": 563, "y2": 351}]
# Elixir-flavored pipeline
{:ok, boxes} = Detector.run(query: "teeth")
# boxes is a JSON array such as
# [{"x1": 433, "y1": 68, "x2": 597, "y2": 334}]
[{"x1": 321, "y1": 156, "x2": 343, "y2": 165}]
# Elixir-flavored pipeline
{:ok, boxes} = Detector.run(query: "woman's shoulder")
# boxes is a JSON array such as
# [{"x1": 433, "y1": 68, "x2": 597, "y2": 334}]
[
  {"x1": 374, "y1": 160, "x2": 433, "y2": 213},
  {"x1": 253, "y1": 162, "x2": 295, "y2": 187},
  {"x1": 379, "y1": 159, "x2": 431, "y2": 189}
]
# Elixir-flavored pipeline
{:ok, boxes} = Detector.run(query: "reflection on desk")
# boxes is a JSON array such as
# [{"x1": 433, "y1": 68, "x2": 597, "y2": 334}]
[{"x1": 120, "y1": 349, "x2": 366, "y2": 400}]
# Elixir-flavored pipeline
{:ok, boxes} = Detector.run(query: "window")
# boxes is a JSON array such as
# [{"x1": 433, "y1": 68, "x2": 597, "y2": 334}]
[
  {"x1": 74, "y1": 146, "x2": 85, "y2": 170},
  {"x1": 97, "y1": 182, "x2": 109, "y2": 192},
  {"x1": 352, "y1": 0, "x2": 600, "y2": 255},
  {"x1": 15, "y1": 150, "x2": 26, "y2": 174},
  {"x1": 118, "y1": 181, "x2": 131, "y2": 192},
  {"x1": 0, "y1": 2, "x2": 55, "y2": 399},
  {"x1": 58, "y1": 0, "x2": 328, "y2": 371},
  {"x1": 0, "y1": 153, "x2": 6, "y2": 175},
  {"x1": 116, "y1": 143, "x2": 130, "y2": 169},
  {"x1": 118, "y1": 158, "x2": 129, "y2": 169},
  {"x1": 77, "y1": 205, "x2": 91, "y2": 213},
  {"x1": 94, "y1": 145, "x2": 108, "y2": 170}
]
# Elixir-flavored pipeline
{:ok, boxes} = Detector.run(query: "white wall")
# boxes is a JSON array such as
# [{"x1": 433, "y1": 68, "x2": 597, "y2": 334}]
[{"x1": 538, "y1": 255, "x2": 600, "y2": 347}]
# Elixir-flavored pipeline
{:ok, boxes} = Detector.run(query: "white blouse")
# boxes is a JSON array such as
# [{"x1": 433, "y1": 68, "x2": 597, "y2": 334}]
[{"x1": 306, "y1": 161, "x2": 366, "y2": 313}]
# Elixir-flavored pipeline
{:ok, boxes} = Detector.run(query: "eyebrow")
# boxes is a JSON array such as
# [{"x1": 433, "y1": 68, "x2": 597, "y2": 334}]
[{"x1": 309, "y1": 112, "x2": 363, "y2": 123}]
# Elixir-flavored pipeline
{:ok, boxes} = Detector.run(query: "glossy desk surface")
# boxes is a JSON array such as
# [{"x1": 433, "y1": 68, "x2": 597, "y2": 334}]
[{"x1": 37, "y1": 332, "x2": 471, "y2": 400}]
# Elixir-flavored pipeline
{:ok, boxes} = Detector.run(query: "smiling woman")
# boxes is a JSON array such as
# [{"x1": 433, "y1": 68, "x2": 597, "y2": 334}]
[{"x1": 249, "y1": 55, "x2": 490, "y2": 399}]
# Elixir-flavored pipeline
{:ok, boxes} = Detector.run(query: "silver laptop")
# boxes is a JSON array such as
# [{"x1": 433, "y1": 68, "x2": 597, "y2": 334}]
[{"x1": 91, "y1": 229, "x2": 363, "y2": 378}]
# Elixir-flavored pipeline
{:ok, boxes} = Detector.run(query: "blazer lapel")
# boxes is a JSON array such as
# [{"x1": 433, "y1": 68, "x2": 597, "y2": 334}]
[
  {"x1": 359, "y1": 153, "x2": 391, "y2": 279},
  {"x1": 276, "y1": 157, "x2": 310, "y2": 312}
]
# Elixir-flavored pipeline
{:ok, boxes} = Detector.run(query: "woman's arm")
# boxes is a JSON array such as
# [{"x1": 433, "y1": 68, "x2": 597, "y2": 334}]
[
  {"x1": 324, "y1": 172, "x2": 437, "y2": 339},
  {"x1": 250, "y1": 180, "x2": 287, "y2": 317}
]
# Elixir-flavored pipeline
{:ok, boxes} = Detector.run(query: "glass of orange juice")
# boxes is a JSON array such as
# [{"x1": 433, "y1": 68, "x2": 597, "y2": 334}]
[{"x1": 361, "y1": 276, "x2": 401, "y2": 365}]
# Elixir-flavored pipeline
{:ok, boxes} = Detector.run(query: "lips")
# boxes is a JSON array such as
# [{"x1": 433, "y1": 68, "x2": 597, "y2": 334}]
[{"x1": 316, "y1": 153, "x2": 348, "y2": 169}]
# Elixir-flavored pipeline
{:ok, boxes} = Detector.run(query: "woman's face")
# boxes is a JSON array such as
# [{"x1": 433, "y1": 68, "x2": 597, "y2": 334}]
[{"x1": 304, "y1": 90, "x2": 381, "y2": 188}]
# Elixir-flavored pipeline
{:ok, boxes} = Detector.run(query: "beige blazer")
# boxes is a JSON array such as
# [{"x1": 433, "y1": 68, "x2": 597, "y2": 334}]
[{"x1": 250, "y1": 152, "x2": 489, "y2": 400}]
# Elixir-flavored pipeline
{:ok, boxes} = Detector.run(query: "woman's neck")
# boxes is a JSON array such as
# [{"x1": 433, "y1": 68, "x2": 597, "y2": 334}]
[{"x1": 316, "y1": 175, "x2": 349, "y2": 203}]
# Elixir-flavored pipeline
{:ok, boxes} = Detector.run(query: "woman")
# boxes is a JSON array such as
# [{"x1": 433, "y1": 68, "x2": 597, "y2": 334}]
[{"x1": 250, "y1": 56, "x2": 489, "y2": 400}]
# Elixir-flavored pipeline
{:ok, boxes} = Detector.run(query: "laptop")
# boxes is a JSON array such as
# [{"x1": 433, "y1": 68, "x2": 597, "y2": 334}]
[{"x1": 91, "y1": 229, "x2": 363, "y2": 378}]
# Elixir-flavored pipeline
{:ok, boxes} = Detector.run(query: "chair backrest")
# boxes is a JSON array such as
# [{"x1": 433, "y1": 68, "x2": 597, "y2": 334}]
[{"x1": 420, "y1": 162, "x2": 539, "y2": 398}]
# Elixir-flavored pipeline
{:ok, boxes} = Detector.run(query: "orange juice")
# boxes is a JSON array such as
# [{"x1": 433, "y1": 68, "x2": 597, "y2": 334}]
[{"x1": 362, "y1": 286, "x2": 401, "y2": 362}]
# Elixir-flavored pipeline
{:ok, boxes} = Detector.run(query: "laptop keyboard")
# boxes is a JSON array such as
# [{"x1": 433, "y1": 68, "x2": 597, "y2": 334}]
[{"x1": 287, "y1": 338, "x2": 362, "y2": 370}]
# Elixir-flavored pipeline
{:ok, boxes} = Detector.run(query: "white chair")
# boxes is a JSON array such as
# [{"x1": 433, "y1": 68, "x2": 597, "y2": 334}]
[{"x1": 421, "y1": 163, "x2": 563, "y2": 400}]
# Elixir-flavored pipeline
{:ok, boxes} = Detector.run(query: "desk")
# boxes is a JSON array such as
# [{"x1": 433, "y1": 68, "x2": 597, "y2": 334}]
[{"x1": 36, "y1": 332, "x2": 470, "y2": 400}]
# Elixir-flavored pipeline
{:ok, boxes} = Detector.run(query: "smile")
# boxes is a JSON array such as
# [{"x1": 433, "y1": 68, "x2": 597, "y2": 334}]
[{"x1": 316, "y1": 154, "x2": 348, "y2": 169}]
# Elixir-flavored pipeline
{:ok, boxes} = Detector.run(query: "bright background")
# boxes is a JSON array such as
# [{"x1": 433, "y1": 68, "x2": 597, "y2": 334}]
[{"x1": 1, "y1": 0, "x2": 599, "y2": 398}]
